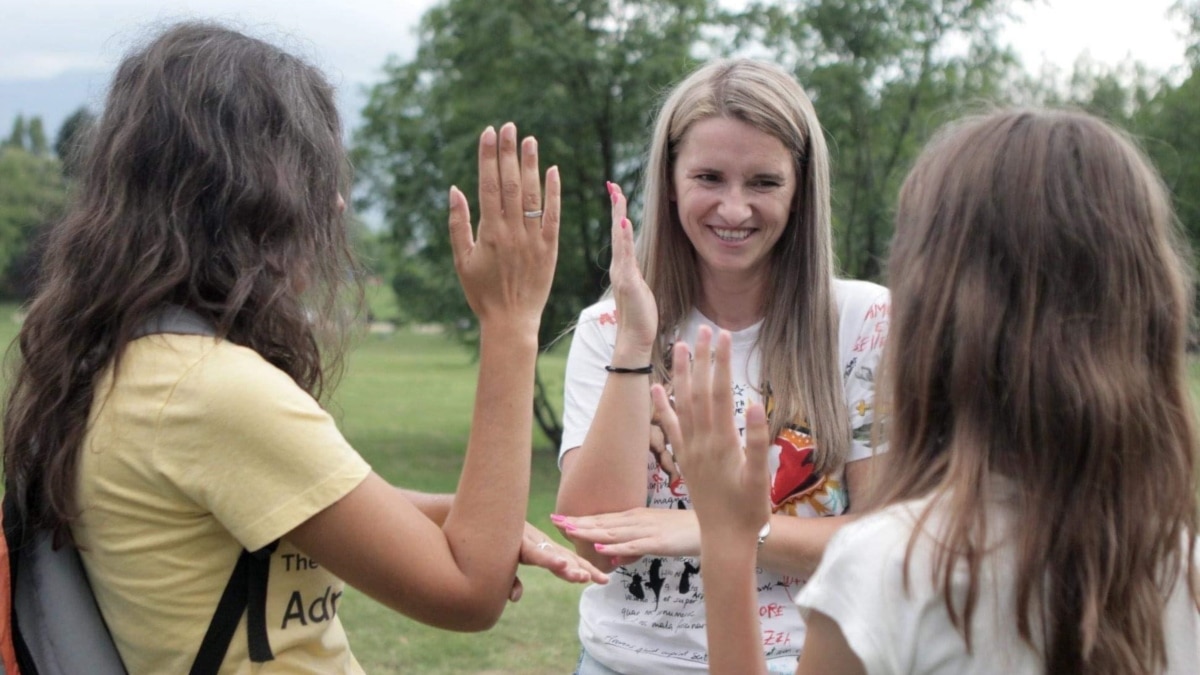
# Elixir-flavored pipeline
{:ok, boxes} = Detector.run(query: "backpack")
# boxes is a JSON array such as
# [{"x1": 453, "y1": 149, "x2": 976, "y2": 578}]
[{"x1": 0, "y1": 306, "x2": 278, "y2": 675}]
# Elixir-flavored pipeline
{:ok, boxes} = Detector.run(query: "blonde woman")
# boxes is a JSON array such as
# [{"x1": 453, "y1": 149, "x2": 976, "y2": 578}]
[{"x1": 553, "y1": 59, "x2": 889, "y2": 674}]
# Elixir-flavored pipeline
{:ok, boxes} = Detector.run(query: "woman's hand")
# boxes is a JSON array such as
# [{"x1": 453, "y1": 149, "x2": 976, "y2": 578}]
[
  {"x1": 651, "y1": 327, "x2": 772, "y2": 546},
  {"x1": 509, "y1": 522, "x2": 609, "y2": 602},
  {"x1": 448, "y1": 123, "x2": 560, "y2": 334},
  {"x1": 552, "y1": 507, "x2": 701, "y2": 563},
  {"x1": 606, "y1": 182, "x2": 657, "y2": 359}
]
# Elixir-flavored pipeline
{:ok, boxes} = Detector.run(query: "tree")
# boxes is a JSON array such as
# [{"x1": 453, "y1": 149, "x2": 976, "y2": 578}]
[
  {"x1": 0, "y1": 147, "x2": 67, "y2": 298},
  {"x1": 354, "y1": 0, "x2": 715, "y2": 446},
  {"x1": 55, "y1": 107, "x2": 96, "y2": 177},
  {"x1": 738, "y1": 0, "x2": 1025, "y2": 279},
  {"x1": 27, "y1": 116, "x2": 48, "y2": 156},
  {"x1": 5, "y1": 115, "x2": 27, "y2": 150}
]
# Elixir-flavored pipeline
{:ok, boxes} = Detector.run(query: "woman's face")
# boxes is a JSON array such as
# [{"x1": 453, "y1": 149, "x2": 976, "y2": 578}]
[{"x1": 671, "y1": 115, "x2": 796, "y2": 285}]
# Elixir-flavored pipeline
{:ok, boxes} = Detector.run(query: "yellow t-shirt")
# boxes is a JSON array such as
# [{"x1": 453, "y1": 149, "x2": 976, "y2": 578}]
[{"x1": 73, "y1": 334, "x2": 372, "y2": 674}]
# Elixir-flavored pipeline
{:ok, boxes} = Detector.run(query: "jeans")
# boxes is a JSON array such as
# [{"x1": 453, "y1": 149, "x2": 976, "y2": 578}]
[{"x1": 574, "y1": 648, "x2": 624, "y2": 675}]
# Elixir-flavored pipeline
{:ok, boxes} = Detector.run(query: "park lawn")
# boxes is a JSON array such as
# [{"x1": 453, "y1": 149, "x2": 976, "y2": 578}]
[{"x1": 331, "y1": 327, "x2": 583, "y2": 674}]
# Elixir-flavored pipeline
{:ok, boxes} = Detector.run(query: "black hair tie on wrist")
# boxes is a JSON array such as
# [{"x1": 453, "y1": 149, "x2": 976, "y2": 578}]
[{"x1": 605, "y1": 364, "x2": 653, "y2": 375}]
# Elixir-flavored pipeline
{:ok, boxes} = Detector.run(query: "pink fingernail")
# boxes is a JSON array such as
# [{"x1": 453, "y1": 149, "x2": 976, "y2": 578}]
[
  {"x1": 565, "y1": 524, "x2": 578, "y2": 532},
  {"x1": 550, "y1": 513, "x2": 565, "y2": 523},
  {"x1": 611, "y1": 558, "x2": 621, "y2": 567},
  {"x1": 622, "y1": 218, "x2": 630, "y2": 229},
  {"x1": 594, "y1": 543, "x2": 607, "y2": 552}
]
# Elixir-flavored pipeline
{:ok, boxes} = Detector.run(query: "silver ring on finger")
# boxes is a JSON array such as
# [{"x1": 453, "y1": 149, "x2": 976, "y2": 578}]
[{"x1": 523, "y1": 209, "x2": 543, "y2": 219}]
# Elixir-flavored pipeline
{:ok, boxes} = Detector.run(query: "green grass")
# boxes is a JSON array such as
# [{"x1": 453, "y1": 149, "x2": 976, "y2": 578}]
[
  {"x1": 0, "y1": 303, "x2": 582, "y2": 674},
  {"x1": 332, "y1": 328, "x2": 580, "y2": 674}
]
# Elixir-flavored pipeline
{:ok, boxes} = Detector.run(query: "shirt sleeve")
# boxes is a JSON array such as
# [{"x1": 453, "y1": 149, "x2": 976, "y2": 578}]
[
  {"x1": 793, "y1": 516, "x2": 905, "y2": 674},
  {"x1": 152, "y1": 343, "x2": 371, "y2": 552},
  {"x1": 842, "y1": 284, "x2": 890, "y2": 463},
  {"x1": 559, "y1": 303, "x2": 618, "y2": 464}
]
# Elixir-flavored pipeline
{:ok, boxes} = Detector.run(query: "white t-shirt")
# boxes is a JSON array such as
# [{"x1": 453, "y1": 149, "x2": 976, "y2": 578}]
[
  {"x1": 795, "y1": 495, "x2": 1200, "y2": 674},
  {"x1": 560, "y1": 278, "x2": 890, "y2": 673}
]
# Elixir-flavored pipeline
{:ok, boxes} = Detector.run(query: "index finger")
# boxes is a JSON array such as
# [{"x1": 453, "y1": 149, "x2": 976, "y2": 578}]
[{"x1": 477, "y1": 126, "x2": 502, "y2": 224}]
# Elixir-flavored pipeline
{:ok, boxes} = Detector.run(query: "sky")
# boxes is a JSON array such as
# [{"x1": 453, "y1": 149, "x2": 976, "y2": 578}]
[{"x1": 0, "y1": 0, "x2": 1191, "y2": 147}]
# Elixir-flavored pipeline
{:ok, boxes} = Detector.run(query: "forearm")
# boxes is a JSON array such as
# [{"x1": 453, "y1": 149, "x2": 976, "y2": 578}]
[
  {"x1": 755, "y1": 514, "x2": 852, "y2": 578},
  {"x1": 556, "y1": 379, "x2": 652, "y2": 513},
  {"x1": 701, "y1": 540, "x2": 769, "y2": 675},
  {"x1": 399, "y1": 489, "x2": 453, "y2": 524},
  {"x1": 441, "y1": 322, "x2": 538, "y2": 614}
]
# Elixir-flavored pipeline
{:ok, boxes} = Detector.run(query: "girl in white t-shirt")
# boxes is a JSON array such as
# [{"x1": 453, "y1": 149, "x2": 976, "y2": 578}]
[
  {"x1": 660, "y1": 108, "x2": 1200, "y2": 674},
  {"x1": 553, "y1": 58, "x2": 888, "y2": 674}
]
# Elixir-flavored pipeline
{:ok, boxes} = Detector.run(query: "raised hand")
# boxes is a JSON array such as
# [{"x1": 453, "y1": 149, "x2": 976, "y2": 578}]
[
  {"x1": 448, "y1": 123, "x2": 560, "y2": 333},
  {"x1": 650, "y1": 327, "x2": 772, "y2": 545},
  {"x1": 606, "y1": 181, "x2": 657, "y2": 360}
]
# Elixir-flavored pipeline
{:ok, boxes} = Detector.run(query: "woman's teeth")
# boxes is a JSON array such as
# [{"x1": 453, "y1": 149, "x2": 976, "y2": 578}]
[{"x1": 713, "y1": 228, "x2": 751, "y2": 242}]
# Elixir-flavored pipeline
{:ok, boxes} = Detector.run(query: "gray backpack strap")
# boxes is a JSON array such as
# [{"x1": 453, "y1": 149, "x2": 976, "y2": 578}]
[{"x1": 133, "y1": 305, "x2": 216, "y2": 339}]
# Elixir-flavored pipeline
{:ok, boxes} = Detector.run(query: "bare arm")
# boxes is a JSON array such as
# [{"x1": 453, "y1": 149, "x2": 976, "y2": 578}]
[
  {"x1": 651, "y1": 328, "x2": 771, "y2": 675},
  {"x1": 755, "y1": 455, "x2": 877, "y2": 577},
  {"x1": 555, "y1": 182, "x2": 658, "y2": 570},
  {"x1": 794, "y1": 610, "x2": 868, "y2": 675},
  {"x1": 288, "y1": 123, "x2": 558, "y2": 631},
  {"x1": 556, "y1": 455, "x2": 879, "y2": 578}
]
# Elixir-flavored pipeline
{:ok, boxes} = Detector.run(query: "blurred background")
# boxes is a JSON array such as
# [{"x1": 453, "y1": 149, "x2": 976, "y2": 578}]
[{"x1": 2, "y1": 0, "x2": 1197, "y2": 452}]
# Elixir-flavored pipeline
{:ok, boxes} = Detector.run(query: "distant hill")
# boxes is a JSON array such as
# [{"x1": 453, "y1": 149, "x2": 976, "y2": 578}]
[{"x1": 0, "y1": 70, "x2": 108, "y2": 149}]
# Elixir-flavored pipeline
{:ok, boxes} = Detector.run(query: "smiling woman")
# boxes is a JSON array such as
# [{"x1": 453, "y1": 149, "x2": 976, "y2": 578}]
[{"x1": 553, "y1": 59, "x2": 890, "y2": 675}]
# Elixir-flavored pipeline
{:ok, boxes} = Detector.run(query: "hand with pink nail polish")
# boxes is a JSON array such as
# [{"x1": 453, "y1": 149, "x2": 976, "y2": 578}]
[{"x1": 606, "y1": 181, "x2": 657, "y2": 362}]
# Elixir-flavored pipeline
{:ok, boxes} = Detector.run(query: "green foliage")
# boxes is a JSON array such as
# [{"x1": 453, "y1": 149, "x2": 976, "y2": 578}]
[
  {"x1": 5, "y1": 115, "x2": 25, "y2": 150},
  {"x1": 26, "y1": 117, "x2": 48, "y2": 157},
  {"x1": 741, "y1": 0, "x2": 1025, "y2": 279},
  {"x1": 0, "y1": 147, "x2": 67, "y2": 298},
  {"x1": 1135, "y1": 68, "x2": 1200, "y2": 262},
  {"x1": 54, "y1": 106, "x2": 95, "y2": 177},
  {"x1": 354, "y1": 0, "x2": 715, "y2": 444}
]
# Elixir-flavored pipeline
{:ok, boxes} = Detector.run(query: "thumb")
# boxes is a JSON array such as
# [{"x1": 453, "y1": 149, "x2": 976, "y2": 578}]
[{"x1": 447, "y1": 185, "x2": 474, "y2": 267}]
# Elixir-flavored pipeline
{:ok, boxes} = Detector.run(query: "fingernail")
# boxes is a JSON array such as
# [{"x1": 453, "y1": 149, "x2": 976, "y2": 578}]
[
  {"x1": 564, "y1": 523, "x2": 578, "y2": 532},
  {"x1": 622, "y1": 218, "x2": 630, "y2": 230},
  {"x1": 594, "y1": 543, "x2": 607, "y2": 551},
  {"x1": 482, "y1": 126, "x2": 496, "y2": 145},
  {"x1": 610, "y1": 558, "x2": 621, "y2": 567},
  {"x1": 526, "y1": 137, "x2": 537, "y2": 154},
  {"x1": 550, "y1": 513, "x2": 565, "y2": 523}
]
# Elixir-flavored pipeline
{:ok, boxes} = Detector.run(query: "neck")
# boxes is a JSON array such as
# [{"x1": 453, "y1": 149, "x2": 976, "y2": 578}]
[{"x1": 695, "y1": 269, "x2": 767, "y2": 331}]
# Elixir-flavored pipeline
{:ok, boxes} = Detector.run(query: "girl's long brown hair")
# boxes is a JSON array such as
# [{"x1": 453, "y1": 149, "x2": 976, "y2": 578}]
[
  {"x1": 3, "y1": 22, "x2": 361, "y2": 542},
  {"x1": 877, "y1": 108, "x2": 1198, "y2": 673}
]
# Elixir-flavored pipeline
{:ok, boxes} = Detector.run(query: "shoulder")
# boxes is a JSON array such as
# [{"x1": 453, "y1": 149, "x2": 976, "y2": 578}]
[
  {"x1": 568, "y1": 297, "x2": 620, "y2": 346},
  {"x1": 826, "y1": 500, "x2": 920, "y2": 561},
  {"x1": 575, "y1": 297, "x2": 618, "y2": 326},
  {"x1": 127, "y1": 334, "x2": 321, "y2": 423},
  {"x1": 833, "y1": 278, "x2": 890, "y2": 321}
]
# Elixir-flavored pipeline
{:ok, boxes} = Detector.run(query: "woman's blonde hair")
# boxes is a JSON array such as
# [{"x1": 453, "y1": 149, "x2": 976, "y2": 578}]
[
  {"x1": 636, "y1": 59, "x2": 849, "y2": 472},
  {"x1": 880, "y1": 108, "x2": 1198, "y2": 673}
]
